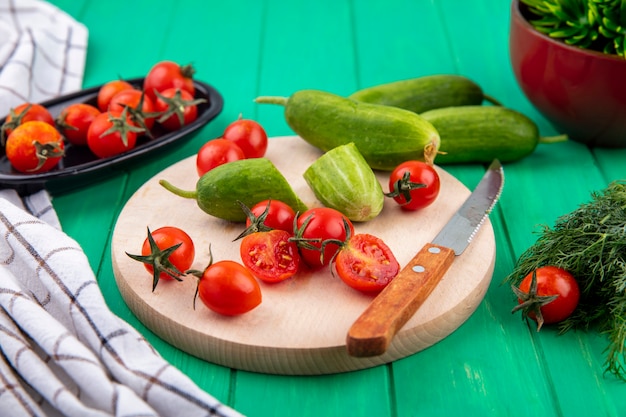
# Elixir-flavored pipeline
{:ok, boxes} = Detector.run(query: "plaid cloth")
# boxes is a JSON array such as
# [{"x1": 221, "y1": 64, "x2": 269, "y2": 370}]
[
  {"x1": 0, "y1": 1, "x2": 244, "y2": 416},
  {"x1": 0, "y1": 190, "x2": 244, "y2": 417},
  {"x1": 0, "y1": 0, "x2": 87, "y2": 117}
]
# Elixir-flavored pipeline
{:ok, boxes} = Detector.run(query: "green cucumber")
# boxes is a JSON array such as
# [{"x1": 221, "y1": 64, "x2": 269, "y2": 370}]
[
  {"x1": 420, "y1": 105, "x2": 567, "y2": 164},
  {"x1": 159, "y1": 158, "x2": 307, "y2": 222},
  {"x1": 304, "y1": 142, "x2": 383, "y2": 222},
  {"x1": 349, "y1": 75, "x2": 501, "y2": 114},
  {"x1": 255, "y1": 89, "x2": 440, "y2": 171}
]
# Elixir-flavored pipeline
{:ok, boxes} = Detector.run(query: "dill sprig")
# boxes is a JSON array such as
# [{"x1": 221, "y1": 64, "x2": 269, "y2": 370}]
[{"x1": 505, "y1": 180, "x2": 626, "y2": 380}]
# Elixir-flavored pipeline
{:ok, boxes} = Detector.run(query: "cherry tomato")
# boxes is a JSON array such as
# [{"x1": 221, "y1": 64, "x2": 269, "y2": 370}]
[
  {"x1": 5, "y1": 121, "x2": 64, "y2": 173},
  {"x1": 143, "y1": 61, "x2": 195, "y2": 102},
  {"x1": 97, "y1": 79, "x2": 134, "y2": 112},
  {"x1": 56, "y1": 103, "x2": 101, "y2": 146},
  {"x1": 196, "y1": 138, "x2": 246, "y2": 176},
  {"x1": 245, "y1": 200, "x2": 297, "y2": 233},
  {"x1": 87, "y1": 109, "x2": 142, "y2": 158},
  {"x1": 154, "y1": 88, "x2": 204, "y2": 131},
  {"x1": 222, "y1": 118, "x2": 268, "y2": 158},
  {"x1": 196, "y1": 260, "x2": 262, "y2": 316},
  {"x1": 240, "y1": 229, "x2": 300, "y2": 283},
  {"x1": 387, "y1": 160, "x2": 440, "y2": 211},
  {"x1": 334, "y1": 234, "x2": 399, "y2": 293},
  {"x1": 2, "y1": 103, "x2": 55, "y2": 143},
  {"x1": 108, "y1": 88, "x2": 157, "y2": 130},
  {"x1": 512, "y1": 266, "x2": 580, "y2": 330},
  {"x1": 294, "y1": 207, "x2": 354, "y2": 269},
  {"x1": 126, "y1": 226, "x2": 195, "y2": 291}
]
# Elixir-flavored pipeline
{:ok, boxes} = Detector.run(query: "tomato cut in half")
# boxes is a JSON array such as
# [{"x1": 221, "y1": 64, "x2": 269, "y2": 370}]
[
  {"x1": 334, "y1": 233, "x2": 400, "y2": 293},
  {"x1": 195, "y1": 260, "x2": 262, "y2": 316},
  {"x1": 240, "y1": 229, "x2": 300, "y2": 283}
]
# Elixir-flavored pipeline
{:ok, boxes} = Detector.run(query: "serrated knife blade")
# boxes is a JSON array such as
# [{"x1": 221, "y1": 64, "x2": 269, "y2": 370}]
[{"x1": 346, "y1": 160, "x2": 504, "y2": 357}]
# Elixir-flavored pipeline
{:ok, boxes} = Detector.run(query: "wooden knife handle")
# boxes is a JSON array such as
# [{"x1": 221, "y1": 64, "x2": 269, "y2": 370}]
[{"x1": 346, "y1": 243, "x2": 456, "y2": 357}]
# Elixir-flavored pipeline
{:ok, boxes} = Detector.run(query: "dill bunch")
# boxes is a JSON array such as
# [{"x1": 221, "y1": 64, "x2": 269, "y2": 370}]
[
  {"x1": 521, "y1": 0, "x2": 626, "y2": 58},
  {"x1": 505, "y1": 180, "x2": 626, "y2": 380}
]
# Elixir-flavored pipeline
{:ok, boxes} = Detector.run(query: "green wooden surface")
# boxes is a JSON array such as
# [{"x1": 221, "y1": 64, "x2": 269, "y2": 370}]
[{"x1": 45, "y1": 1, "x2": 626, "y2": 416}]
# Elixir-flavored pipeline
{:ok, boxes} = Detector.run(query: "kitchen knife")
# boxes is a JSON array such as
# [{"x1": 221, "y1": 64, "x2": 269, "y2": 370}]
[{"x1": 347, "y1": 160, "x2": 504, "y2": 357}]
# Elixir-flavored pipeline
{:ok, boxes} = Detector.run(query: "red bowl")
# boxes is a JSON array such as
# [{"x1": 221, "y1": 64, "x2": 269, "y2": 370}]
[{"x1": 509, "y1": 0, "x2": 626, "y2": 148}]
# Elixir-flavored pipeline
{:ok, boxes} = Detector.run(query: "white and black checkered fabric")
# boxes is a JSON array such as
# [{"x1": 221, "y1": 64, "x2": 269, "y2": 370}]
[{"x1": 0, "y1": 0, "x2": 87, "y2": 117}]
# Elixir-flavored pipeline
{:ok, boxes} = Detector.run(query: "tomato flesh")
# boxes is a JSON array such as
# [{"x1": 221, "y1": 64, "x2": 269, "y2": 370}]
[
  {"x1": 335, "y1": 234, "x2": 399, "y2": 293},
  {"x1": 240, "y1": 230, "x2": 300, "y2": 283}
]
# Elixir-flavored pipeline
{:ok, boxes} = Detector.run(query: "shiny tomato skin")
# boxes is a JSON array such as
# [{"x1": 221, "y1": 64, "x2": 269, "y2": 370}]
[
  {"x1": 154, "y1": 88, "x2": 199, "y2": 131},
  {"x1": 296, "y1": 207, "x2": 354, "y2": 269},
  {"x1": 143, "y1": 61, "x2": 195, "y2": 102},
  {"x1": 518, "y1": 266, "x2": 580, "y2": 325},
  {"x1": 87, "y1": 111, "x2": 138, "y2": 158},
  {"x1": 141, "y1": 227, "x2": 195, "y2": 281},
  {"x1": 388, "y1": 161, "x2": 440, "y2": 211},
  {"x1": 245, "y1": 200, "x2": 296, "y2": 233},
  {"x1": 5, "y1": 121, "x2": 64, "y2": 173},
  {"x1": 108, "y1": 88, "x2": 156, "y2": 130},
  {"x1": 240, "y1": 229, "x2": 300, "y2": 283},
  {"x1": 3, "y1": 103, "x2": 55, "y2": 139},
  {"x1": 97, "y1": 80, "x2": 134, "y2": 112},
  {"x1": 197, "y1": 260, "x2": 262, "y2": 316},
  {"x1": 335, "y1": 234, "x2": 400, "y2": 293},
  {"x1": 222, "y1": 118, "x2": 268, "y2": 158},
  {"x1": 196, "y1": 138, "x2": 246, "y2": 176},
  {"x1": 57, "y1": 103, "x2": 101, "y2": 146}
]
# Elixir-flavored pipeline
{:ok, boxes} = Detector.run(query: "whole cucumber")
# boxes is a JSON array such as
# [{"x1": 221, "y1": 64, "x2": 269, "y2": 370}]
[
  {"x1": 420, "y1": 105, "x2": 564, "y2": 164},
  {"x1": 255, "y1": 90, "x2": 440, "y2": 171},
  {"x1": 349, "y1": 75, "x2": 501, "y2": 114},
  {"x1": 159, "y1": 158, "x2": 307, "y2": 222},
  {"x1": 304, "y1": 142, "x2": 383, "y2": 222}
]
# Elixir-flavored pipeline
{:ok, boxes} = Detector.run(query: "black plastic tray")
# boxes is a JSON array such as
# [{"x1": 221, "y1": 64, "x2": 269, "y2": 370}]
[{"x1": 0, "y1": 77, "x2": 223, "y2": 194}]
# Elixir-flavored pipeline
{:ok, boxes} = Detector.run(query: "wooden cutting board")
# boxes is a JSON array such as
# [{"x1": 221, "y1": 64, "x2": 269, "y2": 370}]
[{"x1": 111, "y1": 136, "x2": 496, "y2": 375}]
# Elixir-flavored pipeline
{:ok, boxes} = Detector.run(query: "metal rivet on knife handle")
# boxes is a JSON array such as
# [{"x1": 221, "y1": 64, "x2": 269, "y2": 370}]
[{"x1": 346, "y1": 243, "x2": 455, "y2": 357}]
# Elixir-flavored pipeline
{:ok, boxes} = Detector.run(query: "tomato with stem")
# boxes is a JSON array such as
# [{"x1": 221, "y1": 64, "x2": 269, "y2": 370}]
[
  {"x1": 196, "y1": 138, "x2": 246, "y2": 176},
  {"x1": 222, "y1": 117, "x2": 268, "y2": 158},
  {"x1": 386, "y1": 160, "x2": 440, "y2": 211},
  {"x1": 511, "y1": 266, "x2": 580, "y2": 330},
  {"x1": 193, "y1": 259, "x2": 262, "y2": 316},
  {"x1": 87, "y1": 108, "x2": 144, "y2": 158},
  {"x1": 126, "y1": 226, "x2": 195, "y2": 291},
  {"x1": 143, "y1": 60, "x2": 196, "y2": 102},
  {"x1": 154, "y1": 88, "x2": 206, "y2": 131},
  {"x1": 2, "y1": 103, "x2": 55, "y2": 144},
  {"x1": 5, "y1": 121, "x2": 64, "y2": 173},
  {"x1": 97, "y1": 79, "x2": 134, "y2": 112},
  {"x1": 56, "y1": 103, "x2": 101, "y2": 146},
  {"x1": 108, "y1": 88, "x2": 159, "y2": 132},
  {"x1": 292, "y1": 207, "x2": 354, "y2": 269}
]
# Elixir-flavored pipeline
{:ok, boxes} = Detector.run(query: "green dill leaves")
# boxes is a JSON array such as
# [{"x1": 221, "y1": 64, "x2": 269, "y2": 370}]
[{"x1": 505, "y1": 180, "x2": 626, "y2": 380}]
